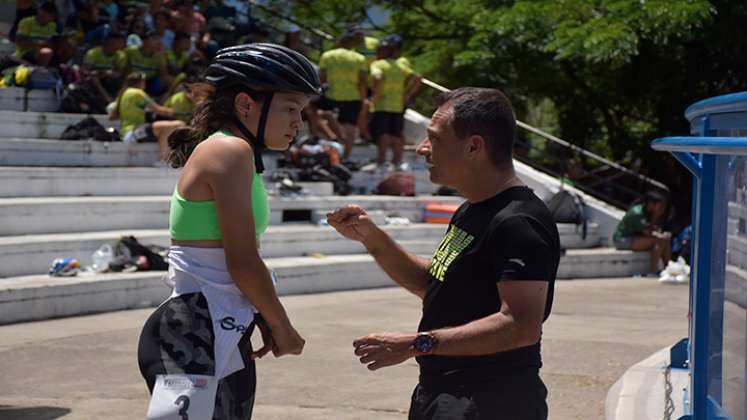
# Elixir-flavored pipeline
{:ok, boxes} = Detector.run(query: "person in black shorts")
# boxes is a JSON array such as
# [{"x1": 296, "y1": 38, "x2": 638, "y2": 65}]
[
  {"x1": 317, "y1": 30, "x2": 367, "y2": 160},
  {"x1": 328, "y1": 87, "x2": 560, "y2": 420}
]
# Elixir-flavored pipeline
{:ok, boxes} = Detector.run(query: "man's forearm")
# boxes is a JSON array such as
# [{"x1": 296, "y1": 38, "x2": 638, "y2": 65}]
[
  {"x1": 363, "y1": 229, "x2": 430, "y2": 299},
  {"x1": 430, "y1": 312, "x2": 540, "y2": 356}
]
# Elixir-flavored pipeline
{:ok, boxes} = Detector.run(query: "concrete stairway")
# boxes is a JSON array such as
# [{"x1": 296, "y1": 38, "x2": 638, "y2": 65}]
[{"x1": 0, "y1": 109, "x2": 648, "y2": 324}]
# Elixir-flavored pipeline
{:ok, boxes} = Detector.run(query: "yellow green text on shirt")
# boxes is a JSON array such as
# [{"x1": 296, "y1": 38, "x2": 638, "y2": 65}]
[
  {"x1": 429, "y1": 224, "x2": 475, "y2": 282},
  {"x1": 319, "y1": 47, "x2": 366, "y2": 102},
  {"x1": 84, "y1": 47, "x2": 127, "y2": 71},
  {"x1": 15, "y1": 16, "x2": 57, "y2": 58},
  {"x1": 125, "y1": 46, "x2": 165, "y2": 78},
  {"x1": 119, "y1": 87, "x2": 154, "y2": 135},
  {"x1": 370, "y1": 58, "x2": 413, "y2": 113},
  {"x1": 164, "y1": 91, "x2": 195, "y2": 123}
]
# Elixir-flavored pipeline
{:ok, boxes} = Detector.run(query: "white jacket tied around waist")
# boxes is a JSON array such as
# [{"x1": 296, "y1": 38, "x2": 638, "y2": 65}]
[{"x1": 166, "y1": 246, "x2": 276, "y2": 380}]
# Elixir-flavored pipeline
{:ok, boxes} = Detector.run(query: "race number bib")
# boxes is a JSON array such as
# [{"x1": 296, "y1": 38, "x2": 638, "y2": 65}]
[{"x1": 146, "y1": 374, "x2": 218, "y2": 420}]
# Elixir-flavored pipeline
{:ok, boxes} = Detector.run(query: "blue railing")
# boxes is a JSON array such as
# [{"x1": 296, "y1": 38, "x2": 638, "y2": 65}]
[{"x1": 652, "y1": 92, "x2": 747, "y2": 420}]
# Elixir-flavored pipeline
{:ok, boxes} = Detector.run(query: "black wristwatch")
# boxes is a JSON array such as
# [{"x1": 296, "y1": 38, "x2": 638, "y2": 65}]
[{"x1": 413, "y1": 331, "x2": 437, "y2": 355}]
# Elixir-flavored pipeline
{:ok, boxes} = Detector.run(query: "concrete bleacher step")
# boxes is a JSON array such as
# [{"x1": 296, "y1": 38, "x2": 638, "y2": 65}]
[
  {"x1": 0, "y1": 225, "x2": 446, "y2": 278},
  {"x1": 0, "y1": 88, "x2": 62, "y2": 112},
  {"x1": 0, "y1": 248, "x2": 647, "y2": 325},
  {"x1": 0, "y1": 223, "x2": 601, "y2": 278},
  {"x1": 0, "y1": 138, "x2": 159, "y2": 167},
  {"x1": 556, "y1": 248, "x2": 648, "y2": 279},
  {"x1": 0, "y1": 254, "x2": 390, "y2": 325},
  {"x1": 0, "y1": 166, "x2": 179, "y2": 197},
  {"x1": 0, "y1": 110, "x2": 115, "y2": 139},
  {"x1": 0, "y1": 195, "x2": 463, "y2": 236},
  {"x1": 0, "y1": 167, "x2": 334, "y2": 197}
]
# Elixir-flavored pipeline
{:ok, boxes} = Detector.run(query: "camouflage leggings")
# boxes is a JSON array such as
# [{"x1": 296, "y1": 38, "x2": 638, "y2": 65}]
[{"x1": 138, "y1": 293, "x2": 256, "y2": 420}]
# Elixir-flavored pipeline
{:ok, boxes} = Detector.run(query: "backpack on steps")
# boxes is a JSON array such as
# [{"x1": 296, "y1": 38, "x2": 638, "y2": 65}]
[
  {"x1": 60, "y1": 117, "x2": 119, "y2": 142},
  {"x1": 546, "y1": 189, "x2": 587, "y2": 240}
]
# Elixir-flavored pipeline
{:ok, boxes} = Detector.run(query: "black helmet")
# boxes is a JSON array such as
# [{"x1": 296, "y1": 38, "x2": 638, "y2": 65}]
[
  {"x1": 206, "y1": 43, "x2": 321, "y2": 96},
  {"x1": 384, "y1": 34, "x2": 403, "y2": 48},
  {"x1": 205, "y1": 43, "x2": 321, "y2": 173}
]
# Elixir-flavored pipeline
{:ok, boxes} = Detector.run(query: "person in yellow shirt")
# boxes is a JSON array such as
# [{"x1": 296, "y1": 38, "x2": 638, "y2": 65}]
[
  {"x1": 167, "y1": 32, "x2": 192, "y2": 78},
  {"x1": 110, "y1": 72, "x2": 185, "y2": 161},
  {"x1": 83, "y1": 31, "x2": 127, "y2": 102},
  {"x1": 348, "y1": 24, "x2": 380, "y2": 140},
  {"x1": 14, "y1": 1, "x2": 58, "y2": 67},
  {"x1": 318, "y1": 31, "x2": 367, "y2": 159},
  {"x1": 125, "y1": 30, "x2": 171, "y2": 97},
  {"x1": 385, "y1": 33, "x2": 421, "y2": 110},
  {"x1": 369, "y1": 38, "x2": 422, "y2": 170},
  {"x1": 348, "y1": 24, "x2": 379, "y2": 67},
  {"x1": 164, "y1": 83, "x2": 195, "y2": 123}
]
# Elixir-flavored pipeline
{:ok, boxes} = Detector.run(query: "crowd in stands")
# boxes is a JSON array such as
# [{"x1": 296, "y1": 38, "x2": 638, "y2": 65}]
[{"x1": 1, "y1": 1, "x2": 422, "y2": 171}]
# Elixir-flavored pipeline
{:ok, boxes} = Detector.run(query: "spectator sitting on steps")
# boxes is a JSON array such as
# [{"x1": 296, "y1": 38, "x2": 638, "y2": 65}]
[
  {"x1": 83, "y1": 31, "x2": 127, "y2": 103},
  {"x1": 109, "y1": 72, "x2": 185, "y2": 162},
  {"x1": 14, "y1": 1, "x2": 59, "y2": 68},
  {"x1": 613, "y1": 190, "x2": 673, "y2": 275},
  {"x1": 125, "y1": 29, "x2": 172, "y2": 97}
]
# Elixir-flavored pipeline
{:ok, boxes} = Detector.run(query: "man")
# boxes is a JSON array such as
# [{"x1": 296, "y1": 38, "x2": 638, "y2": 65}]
[
  {"x1": 613, "y1": 190, "x2": 673, "y2": 274},
  {"x1": 125, "y1": 29, "x2": 171, "y2": 96},
  {"x1": 166, "y1": 32, "x2": 192, "y2": 78},
  {"x1": 349, "y1": 24, "x2": 379, "y2": 67},
  {"x1": 369, "y1": 38, "x2": 421, "y2": 171},
  {"x1": 386, "y1": 33, "x2": 415, "y2": 72},
  {"x1": 318, "y1": 30, "x2": 368, "y2": 160},
  {"x1": 349, "y1": 24, "x2": 380, "y2": 139},
  {"x1": 14, "y1": 1, "x2": 59, "y2": 67},
  {"x1": 328, "y1": 87, "x2": 560, "y2": 420},
  {"x1": 83, "y1": 31, "x2": 127, "y2": 102}
]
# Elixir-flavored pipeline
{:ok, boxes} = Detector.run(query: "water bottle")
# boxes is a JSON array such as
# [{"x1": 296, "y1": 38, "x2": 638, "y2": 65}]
[{"x1": 91, "y1": 243, "x2": 114, "y2": 273}]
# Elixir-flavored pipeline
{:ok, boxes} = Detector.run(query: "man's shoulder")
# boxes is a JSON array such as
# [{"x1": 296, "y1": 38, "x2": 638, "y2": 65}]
[
  {"x1": 626, "y1": 203, "x2": 645, "y2": 217},
  {"x1": 84, "y1": 47, "x2": 102, "y2": 59},
  {"x1": 486, "y1": 190, "x2": 556, "y2": 230},
  {"x1": 17, "y1": 16, "x2": 36, "y2": 31},
  {"x1": 370, "y1": 59, "x2": 389, "y2": 69}
]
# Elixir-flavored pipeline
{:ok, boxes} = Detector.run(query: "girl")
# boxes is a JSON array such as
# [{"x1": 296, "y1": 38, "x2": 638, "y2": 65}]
[{"x1": 138, "y1": 43, "x2": 321, "y2": 419}]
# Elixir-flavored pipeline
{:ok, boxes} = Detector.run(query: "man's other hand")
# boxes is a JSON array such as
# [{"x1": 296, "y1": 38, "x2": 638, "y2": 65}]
[{"x1": 353, "y1": 332, "x2": 416, "y2": 371}]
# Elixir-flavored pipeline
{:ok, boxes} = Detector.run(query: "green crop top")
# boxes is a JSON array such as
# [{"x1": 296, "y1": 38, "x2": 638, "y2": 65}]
[{"x1": 169, "y1": 130, "x2": 270, "y2": 241}]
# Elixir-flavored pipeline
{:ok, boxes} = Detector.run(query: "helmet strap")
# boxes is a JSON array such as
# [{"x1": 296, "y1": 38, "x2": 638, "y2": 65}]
[{"x1": 232, "y1": 92, "x2": 274, "y2": 174}]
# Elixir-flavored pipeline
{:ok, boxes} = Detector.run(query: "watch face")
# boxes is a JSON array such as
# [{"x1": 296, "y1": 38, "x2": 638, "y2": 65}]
[{"x1": 414, "y1": 334, "x2": 435, "y2": 353}]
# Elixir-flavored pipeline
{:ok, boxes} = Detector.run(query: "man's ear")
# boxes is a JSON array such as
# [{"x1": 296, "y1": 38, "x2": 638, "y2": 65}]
[{"x1": 466, "y1": 134, "x2": 485, "y2": 160}]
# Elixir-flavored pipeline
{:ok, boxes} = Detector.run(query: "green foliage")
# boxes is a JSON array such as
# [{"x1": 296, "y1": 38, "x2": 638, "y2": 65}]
[{"x1": 289, "y1": 0, "x2": 747, "y2": 216}]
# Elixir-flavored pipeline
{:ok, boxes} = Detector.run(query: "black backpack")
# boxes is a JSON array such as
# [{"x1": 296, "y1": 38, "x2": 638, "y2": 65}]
[
  {"x1": 59, "y1": 82, "x2": 108, "y2": 114},
  {"x1": 60, "y1": 117, "x2": 120, "y2": 142},
  {"x1": 109, "y1": 236, "x2": 169, "y2": 272},
  {"x1": 547, "y1": 189, "x2": 587, "y2": 240}
]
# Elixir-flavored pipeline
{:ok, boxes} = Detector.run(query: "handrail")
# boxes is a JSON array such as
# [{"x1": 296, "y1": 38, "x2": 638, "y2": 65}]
[
  {"x1": 418, "y1": 77, "x2": 669, "y2": 192},
  {"x1": 248, "y1": 0, "x2": 334, "y2": 41},
  {"x1": 248, "y1": 4, "x2": 670, "y2": 198}
]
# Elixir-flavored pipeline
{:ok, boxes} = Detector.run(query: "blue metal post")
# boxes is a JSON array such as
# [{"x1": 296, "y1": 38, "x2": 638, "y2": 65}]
[{"x1": 691, "y1": 154, "x2": 716, "y2": 420}]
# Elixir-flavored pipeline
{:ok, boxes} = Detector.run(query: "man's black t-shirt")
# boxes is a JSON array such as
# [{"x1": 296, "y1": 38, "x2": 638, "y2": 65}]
[{"x1": 417, "y1": 186, "x2": 560, "y2": 379}]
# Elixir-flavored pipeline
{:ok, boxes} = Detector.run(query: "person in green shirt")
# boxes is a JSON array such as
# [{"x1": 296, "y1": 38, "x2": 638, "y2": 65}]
[
  {"x1": 110, "y1": 72, "x2": 185, "y2": 162},
  {"x1": 613, "y1": 190, "x2": 673, "y2": 274},
  {"x1": 347, "y1": 24, "x2": 379, "y2": 67},
  {"x1": 83, "y1": 31, "x2": 127, "y2": 102},
  {"x1": 167, "y1": 32, "x2": 192, "y2": 77},
  {"x1": 14, "y1": 1, "x2": 58, "y2": 67},
  {"x1": 164, "y1": 83, "x2": 195, "y2": 123},
  {"x1": 369, "y1": 38, "x2": 422, "y2": 170},
  {"x1": 125, "y1": 29, "x2": 171, "y2": 97},
  {"x1": 317, "y1": 31, "x2": 367, "y2": 159}
]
